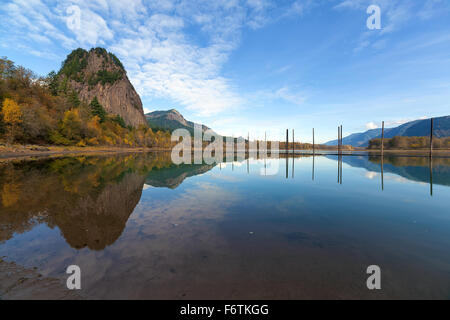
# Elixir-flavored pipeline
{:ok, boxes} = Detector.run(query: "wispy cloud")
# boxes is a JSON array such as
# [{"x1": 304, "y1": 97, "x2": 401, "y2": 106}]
[
  {"x1": 335, "y1": 0, "x2": 450, "y2": 52},
  {"x1": 0, "y1": 0, "x2": 313, "y2": 117}
]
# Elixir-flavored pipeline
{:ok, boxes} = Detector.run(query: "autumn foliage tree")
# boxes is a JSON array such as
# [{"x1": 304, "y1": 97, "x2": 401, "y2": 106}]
[
  {"x1": 1, "y1": 98, "x2": 23, "y2": 143},
  {"x1": 0, "y1": 56, "x2": 173, "y2": 148}
]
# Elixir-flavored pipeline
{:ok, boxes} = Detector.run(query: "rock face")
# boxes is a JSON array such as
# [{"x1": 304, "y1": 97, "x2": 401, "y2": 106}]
[{"x1": 59, "y1": 48, "x2": 147, "y2": 127}]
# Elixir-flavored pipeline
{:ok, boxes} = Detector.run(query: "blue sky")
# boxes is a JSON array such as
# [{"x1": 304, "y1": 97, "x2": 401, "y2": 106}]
[{"x1": 1, "y1": 0, "x2": 449, "y2": 142}]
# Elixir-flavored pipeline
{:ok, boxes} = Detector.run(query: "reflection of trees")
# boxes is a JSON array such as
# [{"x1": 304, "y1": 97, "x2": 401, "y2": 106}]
[
  {"x1": 0, "y1": 154, "x2": 149, "y2": 249},
  {"x1": 0, "y1": 152, "x2": 220, "y2": 249},
  {"x1": 342, "y1": 155, "x2": 450, "y2": 187}
]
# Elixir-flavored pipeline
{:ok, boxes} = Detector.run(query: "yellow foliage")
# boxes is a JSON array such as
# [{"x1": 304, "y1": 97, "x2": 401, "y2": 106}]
[
  {"x1": 1, "y1": 98, "x2": 23, "y2": 125},
  {"x1": 76, "y1": 140, "x2": 86, "y2": 147},
  {"x1": 87, "y1": 137, "x2": 99, "y2": 145}
]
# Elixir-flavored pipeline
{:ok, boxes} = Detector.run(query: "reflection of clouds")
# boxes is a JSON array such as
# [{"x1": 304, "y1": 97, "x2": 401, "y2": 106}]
[
  {"x1": 135, "y1": 181, "x2": 242, "y2": 228},
  {"x1": 208, "y1": 172, "x2": 243, "y2": 183},
  {"x1": 365, "y1": 171, "x2": 378, "y2": 179},
  {"x1": 142, "y1": 184, "x2": 153, "y2": 190},
  {"x1": 384, "y1": 174, "x2": 428, "y2": 186}
]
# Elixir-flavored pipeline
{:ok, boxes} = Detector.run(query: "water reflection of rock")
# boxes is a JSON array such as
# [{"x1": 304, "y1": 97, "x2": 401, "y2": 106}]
[
  {"x1": 0, "y1": 155, "x2": 146, "y2": 250},
  {"x1": 0, "y1": 153, "x2": 219, "y2": 250},
  {"x1": 145, "y1": 163, "x2": 216, "y2": 189},
  {"x1": 338, "y1": 155, "x2": 450, "y2": 186},
  {"x1": 51, "y1": 173, "x2": 145, "y2": 250}
]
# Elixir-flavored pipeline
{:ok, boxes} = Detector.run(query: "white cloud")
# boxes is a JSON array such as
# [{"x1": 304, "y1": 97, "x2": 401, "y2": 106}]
[
  {"x1": 0, "y1": 0, "x2": 315, "y2": 117},
  {"x1": 365, "y1": 122, "x2": 378, "y2": 130},
  {"x1": 254, "y1": 86, "x2": 306, "y2": 106}
]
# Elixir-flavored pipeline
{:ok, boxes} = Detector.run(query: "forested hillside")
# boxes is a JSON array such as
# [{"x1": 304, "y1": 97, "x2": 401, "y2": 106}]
[{"x1": 0, "y1": 55, "x2": 171, "y2": 148}]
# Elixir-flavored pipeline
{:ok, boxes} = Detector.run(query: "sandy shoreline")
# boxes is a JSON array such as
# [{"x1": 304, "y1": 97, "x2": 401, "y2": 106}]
[{"x1": 0, "y1": 144, "x2": 172, "y2": 161}]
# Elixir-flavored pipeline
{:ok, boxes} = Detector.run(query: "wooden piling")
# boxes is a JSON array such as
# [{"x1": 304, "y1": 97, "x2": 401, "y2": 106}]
[
  {"x1": 286, "y1": 129, "x2": 289, "y2": 154},
  {"x1": 430, "y1": 118, "x2": 434, "y2": 157},
  {"x1": 381, "y1": 121, "x2": 385, "y2": 156},
  {"x1": 292, "y1": 129, "x2": 294, "y2": 154},
  {"x1": 338, "y1": 126, "x2": 342, "y2": 155},
  {"x1": 338, "y1": 126, "x2": 340, "y2": 154}
]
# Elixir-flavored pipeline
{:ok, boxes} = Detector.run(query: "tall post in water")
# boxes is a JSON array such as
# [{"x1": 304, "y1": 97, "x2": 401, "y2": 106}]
[
  {"x1": 312, "y1": 128, "x2": 315, "y2": 155},
  {"x1": 381, "y1": 121, "x2": 385, "y2": 156},
  {"x1": 340, "y1": 125, "x2": 343, "y2": 154},
  {"x1": 339, "y1": 126, "x2": 342, "y2": 155},
  {"x1": 430, "y1": 118, "x2": 434, "y2": 157},
  {"x1": 337, "y1": 126, "x2": 340, "y2": 154},
  {"x1": 265, "y1": 131, "x2": 267, "y2": 150},
  {"x1": 247, "y1": 132, "x2": 250, "y2": 154},
  {"x1": 286, "y1": 129, "x2": 289, "y2": 154},
  {"x1": 292, "y1": 129, "x2": 295, "y2": 154}
]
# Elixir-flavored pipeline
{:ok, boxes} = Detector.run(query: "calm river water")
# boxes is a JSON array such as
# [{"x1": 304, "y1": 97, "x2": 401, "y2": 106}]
[{"x1": 0, "y1": 152, "x2": 449, "y2": 299}]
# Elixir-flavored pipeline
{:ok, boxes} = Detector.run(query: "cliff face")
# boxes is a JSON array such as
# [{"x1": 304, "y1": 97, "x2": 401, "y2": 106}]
[{"x1": 59, "y1": 48, "x2": 147, "y2": 127}]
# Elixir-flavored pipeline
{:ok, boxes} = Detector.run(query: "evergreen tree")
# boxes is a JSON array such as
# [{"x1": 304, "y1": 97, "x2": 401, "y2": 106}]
[
  {"x1": 68, "y1": 90, "x2": 80, "y2": 107},
  {"x1": 47, "y1": 71, "x2": 59, "y2": 96},
  {"x1": 90, "y1": 97, "x2": 106, "y2": 122}
]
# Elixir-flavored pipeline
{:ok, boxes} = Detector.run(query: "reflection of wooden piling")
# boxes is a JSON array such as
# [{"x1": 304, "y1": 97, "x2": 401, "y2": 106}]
[
  {"x1": 292, "y1": 155, "x2": 294, "y2": 179},
  {"x1": 247, "y1": 157, "x2": 249, "y2": 174},
  {"x1": 286, "y1": 156, "x2": 288, "y2": 179},
  {"x1": 430, "y1": 156, "x2": 433, "y2": 196},
  {"x1": 381, "y1": 121, "x2": 385, "y2": 156},
  {"x1": 337, "y1": 152, "x2": 340, "y2": 183},
  {"x1": 381, "y1": 155, "x2": 384, "y2": 191},
  {"x1": 430, "y1": 118, "x2": 434, "y2": 158},
  {"x1": 312, "y1": 154, "x2": 315, "y2": 181}
]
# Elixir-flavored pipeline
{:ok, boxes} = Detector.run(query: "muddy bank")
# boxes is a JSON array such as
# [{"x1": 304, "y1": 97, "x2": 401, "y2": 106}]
[
  {"x1": 0, "y1": 259, "x2": 82, "y2": 300},
  {"x1": 0, "y1": 144, "x2": 171, "y2": 161}
]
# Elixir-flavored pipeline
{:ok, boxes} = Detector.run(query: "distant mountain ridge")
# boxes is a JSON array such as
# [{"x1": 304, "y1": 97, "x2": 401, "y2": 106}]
[
  {"x1": 326, "y1": 116, "x2": 450, "y2": 147},
  {"x1": 145, "y1": 109, "x2": 216, "y2": 135}
]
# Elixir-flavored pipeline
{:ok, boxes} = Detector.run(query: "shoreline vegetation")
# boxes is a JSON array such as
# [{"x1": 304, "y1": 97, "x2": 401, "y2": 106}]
[{"x1": 0, "y1": 54, "x2": 172, "y2": 149}]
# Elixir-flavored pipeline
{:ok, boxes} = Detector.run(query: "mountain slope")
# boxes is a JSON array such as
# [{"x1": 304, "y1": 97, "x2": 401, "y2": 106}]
[
  {"x1": 58, "y1": 48, "x2": 147, "y2": 127},
  {"x1": 145, "y1": 109, "x2": 214, "y2": 135},
  {"x1": 326, "y1": 116, "x2": 450, "y2": 147}
]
